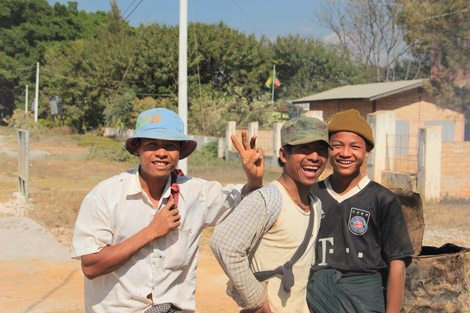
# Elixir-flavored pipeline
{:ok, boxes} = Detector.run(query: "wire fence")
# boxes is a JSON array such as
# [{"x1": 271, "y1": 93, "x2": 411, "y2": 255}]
[{"x1": 388, "y1": 134, "x2": 419, "y2": 174}]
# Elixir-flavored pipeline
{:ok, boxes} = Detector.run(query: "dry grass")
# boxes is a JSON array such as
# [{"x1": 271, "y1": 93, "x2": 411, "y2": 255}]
[
  {"x1": 1, "y1": 126, "x2": 468, "y2": 250},
  {"x1": 0, "y1": 126, "x2": 281, "y2": 248},
  {"x1": 423, "y1": 200, "x2": 470, "y2": 229}
]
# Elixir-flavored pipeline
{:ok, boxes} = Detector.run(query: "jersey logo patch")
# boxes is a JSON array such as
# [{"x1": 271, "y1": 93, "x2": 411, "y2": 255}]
[{"x1": 348, "y1": 208, "x2": 370, "y2": 235}]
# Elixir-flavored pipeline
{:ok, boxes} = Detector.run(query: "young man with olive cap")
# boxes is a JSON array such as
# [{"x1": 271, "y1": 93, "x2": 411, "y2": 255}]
[
  {"x1": 307, "y1": 109, "x2": 414, "y2": 313},
  {"x1": 71, "y1": 108, "x2": 264, "y2": 313},
  {"x1": 211, "y1": 116, "x2": 331, "y2": 313}
]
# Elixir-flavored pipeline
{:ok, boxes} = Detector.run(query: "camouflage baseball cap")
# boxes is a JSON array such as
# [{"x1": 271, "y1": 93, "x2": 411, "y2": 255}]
[{"x1": 281, "y1": 116, "x2": 332, "y2": 149}]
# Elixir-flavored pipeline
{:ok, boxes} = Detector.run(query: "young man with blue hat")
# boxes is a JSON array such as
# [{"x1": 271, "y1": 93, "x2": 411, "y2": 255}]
[{"x1": 72, "y1": 108, "x2": 264, "y2": 313}]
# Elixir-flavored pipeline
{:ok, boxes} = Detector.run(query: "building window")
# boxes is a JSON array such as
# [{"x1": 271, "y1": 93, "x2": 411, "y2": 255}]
[
  {"x1": 395, "y1": 121, "x2": 409, "y2": 156},
  {"x1": 426, "y1": 121, "x2": 455, "y2": 142}
]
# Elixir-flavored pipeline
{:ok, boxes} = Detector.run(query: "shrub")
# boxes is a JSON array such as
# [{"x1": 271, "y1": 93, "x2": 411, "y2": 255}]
[{"x1": 200, "y1": 141, "x2": 218, "y2": 158}]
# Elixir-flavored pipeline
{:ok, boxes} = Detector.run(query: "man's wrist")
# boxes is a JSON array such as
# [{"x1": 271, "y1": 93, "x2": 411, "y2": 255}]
[{"x1": 246, "y1": 179, "x2": 263, "y2": 191}]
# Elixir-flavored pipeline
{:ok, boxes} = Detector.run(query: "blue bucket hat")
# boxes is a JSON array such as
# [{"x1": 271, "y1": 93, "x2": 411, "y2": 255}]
[{"x1": 125, "y1": 108, "x2": 197, "y2": 159}]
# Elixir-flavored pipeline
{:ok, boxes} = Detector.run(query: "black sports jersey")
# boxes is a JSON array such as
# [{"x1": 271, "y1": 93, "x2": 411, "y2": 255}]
[{"x1": 311, "y1": 179, "x2": 414, "y2": 276}]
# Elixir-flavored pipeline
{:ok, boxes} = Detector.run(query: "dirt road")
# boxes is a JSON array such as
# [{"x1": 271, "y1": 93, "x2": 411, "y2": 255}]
[
  {"x1": 0, "y1": 132, "x2": 468, "y2": 313},
  {"x1": 0, "y1": 194, "x2": 238, "y2": 313},
  {"x1": 2, "y1": 195, "x2": 470, "y2": 313},
  {"x1": 0, "y1": 253, "x2": 237, "y2": 313}
]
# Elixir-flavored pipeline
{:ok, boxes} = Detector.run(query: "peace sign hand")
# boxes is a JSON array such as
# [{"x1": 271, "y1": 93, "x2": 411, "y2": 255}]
[{"x1": 231, "y1": 130, "x2": 264, "y2": 193}]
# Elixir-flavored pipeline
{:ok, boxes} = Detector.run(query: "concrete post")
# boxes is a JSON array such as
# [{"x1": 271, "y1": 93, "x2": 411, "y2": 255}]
[
  {"x1": 248, "y1": 122, "x2": 259, "y2": 141},
  {"x1": 225, "y1": 121, "x2": 236, "y2": 159},
  {"x1": 417, "y1": 125, "x2": 442, "y2": 202},
  {"x1": 366, "y1": 111, "x2": 396, "y2": 184},
  {"x1": 302, "y1": 110, "x2": 323, "y2": 121},
  {"x1": 217, "y1": 138, "x2": 225, "y2": 158}
]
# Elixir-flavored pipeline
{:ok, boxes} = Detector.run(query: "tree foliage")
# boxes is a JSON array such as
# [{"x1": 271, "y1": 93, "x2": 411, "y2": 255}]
[
  {"x1": 2, "y1": 1, "x2": 370, "y2": 135},
  {"x1": 313, "y1": 0, "x2": 411, "y2": 82},
  {"x1": 0, "y1": 0, "x2": 107, "y2": 119},
  {"x1": 399, "y1": 0, "x2": 470, "y2": 113},
  {"x1": 270, "y1": 34, "x2": 368, "y2": 99}
]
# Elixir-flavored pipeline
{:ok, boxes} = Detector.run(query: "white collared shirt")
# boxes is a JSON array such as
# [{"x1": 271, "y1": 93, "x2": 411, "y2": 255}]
[
  {"x1": 324, "y1": 175, "x2": 371, "y2": 203},
  {"x1": 72, "y1": 167, "x2": 243, "y2": 313}
]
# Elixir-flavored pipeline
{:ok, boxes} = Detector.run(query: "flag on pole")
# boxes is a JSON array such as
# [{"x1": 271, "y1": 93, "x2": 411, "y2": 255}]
[{"x1": 265, "y1": 70, "x2": 281, "y2": 89}]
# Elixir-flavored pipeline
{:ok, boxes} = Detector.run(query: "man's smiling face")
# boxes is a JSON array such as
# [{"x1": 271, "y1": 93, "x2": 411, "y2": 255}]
[
  {"x1": 138, "y1": 138, "x2": 180, "y2": 181},
  {"x1": 280, "y1": 141, "x2": 329, "y2": 187},
  {"x1": 329, "y1": 131, "x2": 370, "y2": 179}
]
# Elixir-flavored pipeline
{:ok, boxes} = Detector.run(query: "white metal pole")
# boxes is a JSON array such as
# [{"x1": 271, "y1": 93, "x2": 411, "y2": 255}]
[
  {"x1": 25, "y1": 85, "x2": 28, "y2": 113},
  {"x1": 271, "y1": 65, "x2": 275, "y2": 125},
  {"x1": 272, "y1": 65, "x2": 275, "y2": 104},
  {"x1": 178, "y1": 0, "x2": 188, "y2": 174},
  {"x1": 34, "y1": 62, "x2": 39, "y2": 122}
]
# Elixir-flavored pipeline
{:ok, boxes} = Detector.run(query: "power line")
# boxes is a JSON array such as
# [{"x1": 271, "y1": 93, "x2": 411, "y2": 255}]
[
  {"x1": 41, "y1": 67, "x2": 175, "y2": 97},
  {"x1": 124, "y1": 0, "x2": 145, "y2": 22},
  {"x1": 40, "y1": 67, "x2": 156, "y2": 84},
  {"x1": 427, "y1": 8, "x2": 469, "y2": 20},
  {"x1": 325, "y1": 0, "x2": 403, "y2": 6},
  {"x1": 0, "y1": 67, "x2": 35, "y2": 76},
  {"x1": 230, "y1": 0, "x2": 265, "y2": 37},
  {"x1": 122, "y1": 0, "x2": 139, "y2": 17}
]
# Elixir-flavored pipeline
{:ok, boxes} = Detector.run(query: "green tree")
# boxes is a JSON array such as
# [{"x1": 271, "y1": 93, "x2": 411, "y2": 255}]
[
  {"x1": 0, "y1": 0, "x2": 107, "y2": 119},
  {"x1": 399, "y1": 0, "x2": 470, "y2": 113},
  {"x1": 270, "y1": 35, "x2": 369, "y2": 99},
  {"x1": 42, "y1": 2, "x2": 135, "y2": 131}
]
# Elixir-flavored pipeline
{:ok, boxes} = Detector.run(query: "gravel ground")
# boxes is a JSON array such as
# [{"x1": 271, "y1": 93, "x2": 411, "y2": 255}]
[
  {"x1": 0, "y1": 134, "x2": 67, "y2": 262},
  {"x1": 0, "y1": 193, "x2": 70, "y2": 261},
  {"x1": 0, "y1": 190, "x2": 468, "y2": 262},
  {"x1": 422, "y1": 226, "x2": 470, "y2": 249}
]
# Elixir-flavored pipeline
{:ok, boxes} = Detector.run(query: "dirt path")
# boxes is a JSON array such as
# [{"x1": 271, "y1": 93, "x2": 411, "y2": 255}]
[
  {"x1": 0, "y1": 194, "x2": 237, "y2": 313},
  {"x1": 2, "y1": 198, "x2": 468, "y2": 313},
  {"x1": 0, "y1": 132, "x2": 468, "y2": 313},
  {"x1": 0, "y1": 132, "x2": 239, "y2": 313},
  {"x1": 0, "y1": 253, "x2": 237, "y2": 313}
]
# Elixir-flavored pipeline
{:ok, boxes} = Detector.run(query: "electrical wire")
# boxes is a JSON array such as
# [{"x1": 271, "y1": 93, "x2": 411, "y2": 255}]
[
  {"x1": 190, "y1": 0, "x2": 206, "y2": 136},
  {"x1": 122, "y1": 0, "x2": 139, "y2": 17},
  {"x1": 230, "y1": 0, "x2": 265, "y2": 37},
  {"x1": 325, "y1": 0, "x2": 403, "y2": 6},
  {"x1": 40, "y1": 67, "x2": 175, "y2": 97},
  {"x1": 124, "y1": 0, "x2": 145, "y2": 22}
]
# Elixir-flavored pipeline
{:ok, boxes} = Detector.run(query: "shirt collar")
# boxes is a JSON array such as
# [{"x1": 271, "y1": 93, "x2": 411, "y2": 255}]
[
  {"x1": 325, "y1": 174, "x2": 371, "y2": 202},
  {"x1": 127, "y1": 166, "x2": 172, "y2": 201}
]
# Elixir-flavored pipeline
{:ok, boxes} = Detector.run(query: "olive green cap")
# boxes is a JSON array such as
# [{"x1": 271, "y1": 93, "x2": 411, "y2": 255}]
[
  {"x1": 327, "y1": 109, "x2": 375, "y2": 149},
  {"x1": 281, "y1": 116, "x2": 332, "y2": 149}
]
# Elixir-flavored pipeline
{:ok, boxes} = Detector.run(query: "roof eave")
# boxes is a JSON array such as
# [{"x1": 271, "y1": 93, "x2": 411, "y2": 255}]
[
  {"x1": 369, "y1": 81, "x2": 423, "y2": 101},
  {"x1": 292, "y1": 80, "x2": 424, "y2": 103},
  {"x1": 292, "y1": 97, "x2": 370, "y2": 103}
]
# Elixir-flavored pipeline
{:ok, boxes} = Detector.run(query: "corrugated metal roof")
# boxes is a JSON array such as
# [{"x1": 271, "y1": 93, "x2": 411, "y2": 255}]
[{"x1": 292, "y1": 79, "x2": 423, "y2": 103}]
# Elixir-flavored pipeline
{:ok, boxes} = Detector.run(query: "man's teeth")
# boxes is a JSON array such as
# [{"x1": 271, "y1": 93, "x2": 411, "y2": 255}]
[
  {"x1": 304, "y1": 166, "x2": 319, "y2": 171},
  {"x1": 152, "y1": 161, "x2": 166, "y2": 166},
  {"x1": 339, "y1": 160, "x2": 353, "y2": 164}
]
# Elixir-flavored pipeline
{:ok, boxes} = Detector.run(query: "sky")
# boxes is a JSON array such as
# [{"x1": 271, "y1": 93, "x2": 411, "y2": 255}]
[{"x1": 47, "y1": 0, "x2": 331, "y2": 41}]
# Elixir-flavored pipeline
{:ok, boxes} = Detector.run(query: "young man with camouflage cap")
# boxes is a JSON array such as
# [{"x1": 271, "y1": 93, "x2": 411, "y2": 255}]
[
  {"x1": 307, "y1": 109, "x2": 414, "y2": 313},
  {"x1": 72, "y1": 108, "x2": 264, "y2": 313},
  {"x1": 211, "y1": 116, "x2": 331, "y2": 313}
]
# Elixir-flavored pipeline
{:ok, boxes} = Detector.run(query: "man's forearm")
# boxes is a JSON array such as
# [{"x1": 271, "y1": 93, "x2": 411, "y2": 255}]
[
  {"x1": 81, "y1": 226, "x2": 155, "y2": 279},
  {"x1": 386, "y1": 259, "x2": 406, "y2": 313},
  {"x1": 210, "y1": 191, "x2": 269, "y2": 309},
  {"x1": 210, "y1": 223, "x2": 267, "y2": 309},
  {"x1": 241, "y1": 178, "x2": 263, "y2": 195}
]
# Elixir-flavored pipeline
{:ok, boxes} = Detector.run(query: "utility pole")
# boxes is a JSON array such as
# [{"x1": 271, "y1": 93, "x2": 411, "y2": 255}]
[
  {"x1": 34, "y1": 62, "x2": 39, "y2": 123},
  {"x1": 178, "y1": 0, "x2": 188, "y2": 174},
  {"x1": 25, "y1": 85, "x2": 28, "y2": 113},
  {"x1": 270, "y1": 65, "x2": 276, "y2": 126}
]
